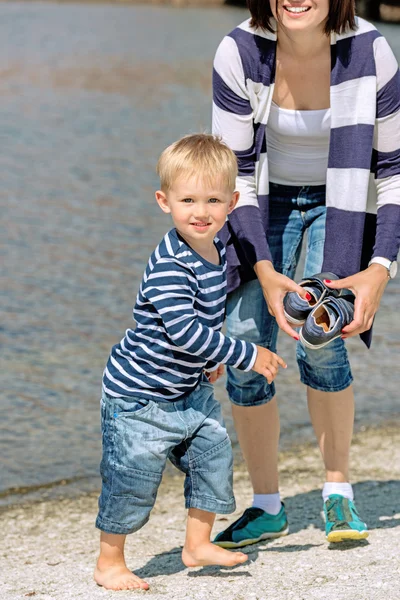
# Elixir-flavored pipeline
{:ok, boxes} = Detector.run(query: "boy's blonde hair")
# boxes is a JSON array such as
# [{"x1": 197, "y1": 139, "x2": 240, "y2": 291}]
[{"x1": 157, "y1": 133, "x2": 238, "y2": 192}]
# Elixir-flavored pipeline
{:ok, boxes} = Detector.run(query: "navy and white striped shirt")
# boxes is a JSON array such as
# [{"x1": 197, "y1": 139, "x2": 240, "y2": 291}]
[
  {"x1": 213, "y1": 17, "x2": 400, "y2": 347},
  {"x1": 103, "y1": 229, "x2": 257, "y2": 401}
]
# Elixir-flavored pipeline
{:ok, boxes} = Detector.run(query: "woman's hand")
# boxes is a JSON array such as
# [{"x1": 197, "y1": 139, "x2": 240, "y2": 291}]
[
  {"x1": 324, "y1": 264, "x2": 389, "y2": 338},
  {"x1": 254, "y1": 260, "x2": 309, "y2": 340}
]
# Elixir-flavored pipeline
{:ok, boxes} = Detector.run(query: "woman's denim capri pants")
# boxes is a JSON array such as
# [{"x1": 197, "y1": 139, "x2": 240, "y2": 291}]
[{"x1": 225, "y1": 183, "x2": 353, "y2": 407}]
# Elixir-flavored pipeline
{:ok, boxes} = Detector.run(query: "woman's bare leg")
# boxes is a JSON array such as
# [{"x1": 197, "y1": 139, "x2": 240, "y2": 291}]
[
  {"x1": 307, "y1": 385, "x2": 354, "y2": 482},
  {"x1": 231, "y1": 398, "x2": 280, "y2": 494}
]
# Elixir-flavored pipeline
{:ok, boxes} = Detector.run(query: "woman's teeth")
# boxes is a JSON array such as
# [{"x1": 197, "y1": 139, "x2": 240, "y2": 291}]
[{"x1": 284, "y1": 6, "x2": 310, "y2": 13}]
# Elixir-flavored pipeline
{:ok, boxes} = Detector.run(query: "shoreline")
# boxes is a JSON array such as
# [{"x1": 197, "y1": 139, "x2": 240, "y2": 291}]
[
  {"x1": 2, "y1": 416, "x2": 399, "y2": 510},
  {"x1": 0, "y1": 0, "x2": 230, "y2": 5},
  {"x1": 2, "y1": 419, "x2": 400, "y2": 599},
  {"x1": 2, "y1": 0, "x2": 400, "y2": 22}
]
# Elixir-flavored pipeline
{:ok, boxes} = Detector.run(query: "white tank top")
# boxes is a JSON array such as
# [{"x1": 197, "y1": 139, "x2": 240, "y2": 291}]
[{"x1": 266, "y1": 101, "x2": 331, "y2": 186}]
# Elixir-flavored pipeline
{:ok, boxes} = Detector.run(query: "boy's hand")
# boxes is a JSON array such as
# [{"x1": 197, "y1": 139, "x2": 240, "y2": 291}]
[
  {"x1": 205, "y1": 364, "x2": 224, "y2": 384},
  {"x1": 252, "y1": 346, "x2": 287, "y2": 384}
]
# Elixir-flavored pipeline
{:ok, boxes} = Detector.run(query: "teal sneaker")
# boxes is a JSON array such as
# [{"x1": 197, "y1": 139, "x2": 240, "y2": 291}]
[
  {"x1": 324, "y1": 494, "x2": 369, "y2": 542},
  {"x1": 213, "y1": 505, "x2": 289, "y2": 549}
]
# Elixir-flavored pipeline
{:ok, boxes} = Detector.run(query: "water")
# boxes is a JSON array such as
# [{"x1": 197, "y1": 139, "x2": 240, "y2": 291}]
[{"x1": 1, "y1": 2, "x2": 399, "y2": 504}]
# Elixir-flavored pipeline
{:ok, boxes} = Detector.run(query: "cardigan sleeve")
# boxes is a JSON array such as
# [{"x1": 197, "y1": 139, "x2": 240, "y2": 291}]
[
  {"x1": 212, "y1": 35, "x2": 273, "y2": 266},
  {"x1": 372, "y1": 35, "x2": 400, "y2": 261}
]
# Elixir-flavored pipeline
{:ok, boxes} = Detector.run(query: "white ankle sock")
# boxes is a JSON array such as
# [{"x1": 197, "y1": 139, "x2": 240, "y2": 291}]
[
  {"x1": 252, "y1": 493, "x2": 281, "y2": 515},
  {"x1": 322, "y1": 482, "x2": 354, "y2": 503}
]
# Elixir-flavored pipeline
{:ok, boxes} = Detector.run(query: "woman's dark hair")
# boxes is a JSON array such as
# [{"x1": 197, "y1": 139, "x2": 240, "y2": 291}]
[{"x1": 247, "y1": 0, "x2": 356, "y2": 35}]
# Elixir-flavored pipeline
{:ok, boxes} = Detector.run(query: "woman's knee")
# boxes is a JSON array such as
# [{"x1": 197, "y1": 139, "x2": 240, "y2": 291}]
[
  {"x1": 226, "y1": 364, "x2": 276, "y2": 407},
  {"x1": 296, "y1": 338, "x2": 353, "y2": 392}
]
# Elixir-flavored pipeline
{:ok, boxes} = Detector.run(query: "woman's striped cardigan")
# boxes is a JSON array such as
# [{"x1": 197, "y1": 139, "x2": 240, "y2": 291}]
[{"x1": 212, "y1": 17, "x2": 400, "y2": 346}]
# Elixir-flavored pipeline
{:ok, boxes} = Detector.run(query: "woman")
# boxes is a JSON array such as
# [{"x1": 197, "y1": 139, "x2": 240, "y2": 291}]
[{"x1": 212, "y1": 0, "x2": 399, "y2": 545}]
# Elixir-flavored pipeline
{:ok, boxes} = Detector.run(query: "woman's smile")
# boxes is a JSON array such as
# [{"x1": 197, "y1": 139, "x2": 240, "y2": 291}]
[{"x1": 283, "y1": 4, "x2": 312, "y2": 16}]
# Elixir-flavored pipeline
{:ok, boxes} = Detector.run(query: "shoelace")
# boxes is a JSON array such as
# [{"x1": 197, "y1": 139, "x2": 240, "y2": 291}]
[{"x1": 326, "y1": 497, "x2": 354, "y2": 524}]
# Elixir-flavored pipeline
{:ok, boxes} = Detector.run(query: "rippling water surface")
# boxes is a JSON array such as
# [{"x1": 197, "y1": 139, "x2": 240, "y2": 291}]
[{"x1": 1, "y1": 2, "x2": 399, "y2": 502}]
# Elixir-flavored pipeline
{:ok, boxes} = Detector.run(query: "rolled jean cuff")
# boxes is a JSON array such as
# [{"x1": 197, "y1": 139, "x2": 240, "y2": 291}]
[
  {"x1": 226, "y1": 380, "x2": 275, "y2": 407},
  {"x1": 298, "y1": 359, "x2": 353, "y2": 393},
  {"x1": 185, "y1": 496, "x2": 236, "y2": 515},
  {"x1": 95, "y1": 514, "x2": 150, "y2": 536}
]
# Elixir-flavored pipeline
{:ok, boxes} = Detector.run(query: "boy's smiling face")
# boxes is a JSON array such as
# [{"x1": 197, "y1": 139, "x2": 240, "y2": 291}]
[{"x1": 156, "y1": 175, "x2": 239, "y2": 255}]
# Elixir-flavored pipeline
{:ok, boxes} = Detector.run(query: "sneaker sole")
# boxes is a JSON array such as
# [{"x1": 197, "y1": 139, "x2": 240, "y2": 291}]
[
  {"x1": 283, "y1": 310, "x2": 306, "y2": 326},
  {"x1": 299, "y1": 330, "x2": 341, "y2": 350},
  {"x1": 214, "y1": 525, "x2": 289, "y2": 549},
  {"x1": 327, "y1": 529, "x2": 369, "y2": 543}
]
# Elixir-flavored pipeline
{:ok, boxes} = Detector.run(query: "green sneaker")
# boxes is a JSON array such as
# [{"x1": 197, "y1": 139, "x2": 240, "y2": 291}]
[
  {"x1": 213, "y1": 505, "x2": 289, "y2": 549},
  {"x1": 324, "y1": 494, "x2": 369, "y2": 543}
]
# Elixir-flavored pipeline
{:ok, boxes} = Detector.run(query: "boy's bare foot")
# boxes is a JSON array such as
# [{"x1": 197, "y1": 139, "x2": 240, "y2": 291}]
[
  {"x1": 182, "y1": 542, "x2": 248, "y2": 568},
  {"x1": 94, "y1": 561, "x2": 149, "y2": 591},
  {"x1": 95, "y1": 532, "x2": 149, "y2": 590}
]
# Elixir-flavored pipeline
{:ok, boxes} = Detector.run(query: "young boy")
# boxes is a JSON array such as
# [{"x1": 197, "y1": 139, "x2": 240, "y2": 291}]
[{"x1": 94, "y1": 134, "x2": 287, "y2": 591}]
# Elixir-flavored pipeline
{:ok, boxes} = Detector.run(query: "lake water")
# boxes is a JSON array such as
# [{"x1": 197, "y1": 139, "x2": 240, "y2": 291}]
[{"x1": 1, "y1": 2, "x2": 399, "y2": 505}]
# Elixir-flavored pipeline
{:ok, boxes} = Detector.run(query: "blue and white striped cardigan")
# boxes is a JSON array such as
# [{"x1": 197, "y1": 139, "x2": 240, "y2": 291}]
[{"x1": 212, "y1": 17, "x2": 400, "y2": 345}]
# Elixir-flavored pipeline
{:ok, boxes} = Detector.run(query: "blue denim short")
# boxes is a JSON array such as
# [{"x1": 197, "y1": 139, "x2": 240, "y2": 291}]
[
  {"x1": 96, "y1": 381, "x2": 235, "y2": 535},
  {"x1": 225, "y1": 183, "x2": 353, "y2": 406}
]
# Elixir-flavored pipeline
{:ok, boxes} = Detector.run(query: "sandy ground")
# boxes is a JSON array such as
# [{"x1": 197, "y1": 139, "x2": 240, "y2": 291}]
[{"x1": 1, "y1": 422, "x2": 400, "y2": 600}]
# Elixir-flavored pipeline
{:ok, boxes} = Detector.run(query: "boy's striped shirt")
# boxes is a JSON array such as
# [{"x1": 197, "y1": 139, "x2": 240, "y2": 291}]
[{"x1": 103, "y1": 228, "x2": 257, "y2": 401}]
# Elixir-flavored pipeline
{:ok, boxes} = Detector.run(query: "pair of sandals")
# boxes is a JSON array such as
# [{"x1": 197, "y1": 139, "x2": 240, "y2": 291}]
[{"x1": 283, "y1": 272, "x2": 355, "y2": 349}]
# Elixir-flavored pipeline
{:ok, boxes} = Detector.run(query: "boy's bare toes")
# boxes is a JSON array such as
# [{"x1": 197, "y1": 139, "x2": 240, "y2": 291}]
[
  {"x1": 182, "y1": 543, "x2": 248, "y2": 567},
  {"x1": 235, "y1": 552, "x2": 248, "y2": 564},
  {"x1": 94, "y1": 565, "x2": 149, "y2": 590},
  {"x1": 119, "y1": 573, "x2": 149, "y2": 590}
]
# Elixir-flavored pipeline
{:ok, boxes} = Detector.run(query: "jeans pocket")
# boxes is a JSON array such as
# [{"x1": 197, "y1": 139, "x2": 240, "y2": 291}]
[{"x1": 114, "y1": 397, "x2": 153, "y2": 419}]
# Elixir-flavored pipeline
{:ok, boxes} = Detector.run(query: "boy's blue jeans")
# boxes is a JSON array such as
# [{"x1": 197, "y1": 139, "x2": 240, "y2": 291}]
[
  {"x1": 226, "y1": 183, "x2": 353, "y2": 406},
  {"x1": 96, "y1": 380, "x2": 235, "y2": 535}
]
